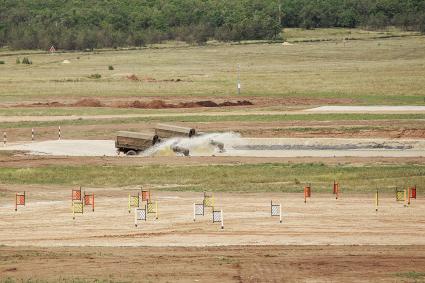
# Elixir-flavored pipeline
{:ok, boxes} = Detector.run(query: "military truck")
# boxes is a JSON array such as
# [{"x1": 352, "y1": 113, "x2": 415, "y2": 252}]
[
  {"x1": 115, "y1": 131, "x2": 160, "y2": 155},
  {"x1": 154, "y1": 123, "x2": 196, "y2": 139}
]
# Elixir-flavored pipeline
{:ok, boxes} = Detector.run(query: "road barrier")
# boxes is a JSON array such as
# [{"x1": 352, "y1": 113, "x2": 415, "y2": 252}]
[
  {"x1": 203, "y1": 192, "x2": 214, "y2": 208},
  {"x1": 193, "y1": 203, "x2": 205, "y2": 221},
  {"x1": 134, "y1": 205, "x2": 147, "y2": 227},
  {"x1": 72, "y1": 187, "x2": 82, "y2": 201},
  {"x1": 304, "y1": 185, "x2": 311, "y2": 203},
  {"x1": 15, "y1": 191, "x2": 26, "y2": 211},
  {"x1": 212, "y1": 209, "x2": 224, "y2": 229},
  {"x1": 72, "y1": 201, "x2": 83, "y2": 219},
  {"x1": 147, "y1": 201, "x2": 158, "y2": 219},
  {"x1": 270, "y1": 201, "x2": 282, "y2": 223},
  {"x1": 84, "y1": 192, "x2": 95, "y2": 212},
  {"x1": 128, "y1": 192, "x2": 140, "y2": 213}
]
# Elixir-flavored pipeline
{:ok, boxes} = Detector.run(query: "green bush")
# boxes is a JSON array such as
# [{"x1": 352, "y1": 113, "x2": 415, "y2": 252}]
[
  {"x1": 0, "y1": 60, "x2": 5, "y2": 64},
  {"x1": 16, "y1": 57, "x2": 20, "y2": 64},
  {"x1": 22, "y1": 57, "x2": 32, "y2": 64},
  {"x1": 108, "y1": 65, "x2": 114, "y2": 70}
]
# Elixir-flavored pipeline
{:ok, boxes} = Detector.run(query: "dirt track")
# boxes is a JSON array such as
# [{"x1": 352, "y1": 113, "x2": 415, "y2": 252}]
[
  {"x1": 1, "y1": 245, "x2": 425, "y2": 282},
  {"x1": 1, "y1": 190, "x2": 424, "y2": 247}
]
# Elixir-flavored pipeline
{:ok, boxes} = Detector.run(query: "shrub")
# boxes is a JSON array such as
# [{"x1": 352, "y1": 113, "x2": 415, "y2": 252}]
[
  {"x1": 22, "y1": 57, "x2": 32, "y2": 64},
  {"x1": 88, "y1": 73, "x2": 101, "y2": 79},
  {"x1": 108, "y1": 65, "x2": 114, "y2": 70},
  {"x1": 16, "y1": 57, "x2": 20, "y2": 64},
  {"x1": 0, "y1": 60, "x2": 5, "y2": 64}
]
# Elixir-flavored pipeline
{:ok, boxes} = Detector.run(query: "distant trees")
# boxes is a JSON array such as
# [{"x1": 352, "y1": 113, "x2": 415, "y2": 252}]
[
  {"x1": 0, "y1": 0, "x2": 282, "y2": 50},
  {"x1": 281, "y1": 0, "x2": 425, "y2": 31},
  {"x1": 0, "y1": 0, "x2": 424, "y2": 50}
]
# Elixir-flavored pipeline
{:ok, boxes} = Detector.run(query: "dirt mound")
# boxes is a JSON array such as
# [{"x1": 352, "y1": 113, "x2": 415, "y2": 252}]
[
  {"x1": 29, "y1": 101, "x2": 66, "y2": 107},
  {"x1": 14, "y1": 99, "x2": 253, "y2": 109},
  {"x1": 72, "y1": 98, "x2": 104, "y2": 107},
  {"x1": 126, "y1": 74, "x2": 140, "y2": 81},
  {"x1": 117, "y1": 100, "x2": 252, "y2": 109}
]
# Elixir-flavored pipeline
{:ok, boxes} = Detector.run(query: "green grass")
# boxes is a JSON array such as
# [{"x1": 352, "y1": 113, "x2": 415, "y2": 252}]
[
  {"x1": 1, "y1": 113, "x2": 424, "y2": 129},
  {"x1": 0, "y1": 163, "x2": 423, "y2": 193},
  {"x1": 284, "y1": 27, "x2": 421, "y2": 42},
  {"x1": 0, "y1": 29, "x2": 425, "y2": 105},
  {"x1": 395, "y1": 271, "x2": 425, "y2": 280}
]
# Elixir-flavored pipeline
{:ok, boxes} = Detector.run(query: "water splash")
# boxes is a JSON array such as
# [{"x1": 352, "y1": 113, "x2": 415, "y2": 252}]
[{"x1": 142, "y1": 132, "x2": 242, "y2": 157}]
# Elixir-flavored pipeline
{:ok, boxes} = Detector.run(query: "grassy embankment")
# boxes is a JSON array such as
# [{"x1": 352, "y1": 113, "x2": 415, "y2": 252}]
[{"x1": 0, "y1": 163, "x2": 423, "y2": 194}]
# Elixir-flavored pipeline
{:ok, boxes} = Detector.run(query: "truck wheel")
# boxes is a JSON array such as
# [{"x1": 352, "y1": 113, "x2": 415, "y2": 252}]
[{"x1": 126, "y1": 150, "x2": 137, "y2": 156}]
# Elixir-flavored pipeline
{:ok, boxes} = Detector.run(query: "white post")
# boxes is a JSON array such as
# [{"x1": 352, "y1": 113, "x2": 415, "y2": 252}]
[
  {"x1": 193, "y1": 203, "x2": 196, "y2": 222},
  {"x1": 58, "y1": 126, "x2": 61, "y2": 140},
  {"x1": 237, "y1": 64, "x2": 241, "y2": 95},
  {"x1": 221, "y1": 210, "x2": 224, "y2": 229},
  {"x1": 31, "y1": 128, "x2": 34, "y2": 141},
  {"x1": 279, "y1": 204, "x2": 282, "y2": 223},
  {"x1": 134, "y1": 208, "x2": 138, "y2": 227}
]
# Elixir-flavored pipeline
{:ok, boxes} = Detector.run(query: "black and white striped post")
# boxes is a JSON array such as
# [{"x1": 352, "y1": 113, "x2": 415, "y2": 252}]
[
  {"x1": 58, "y1": 126, "x2": 61, "y2": 140},
  {"x1": 3, "y1": 132, "x2": 6, "y2": 146},
  {"x1": 31, "y1": 128, "x2": 34, "y2": 141}
]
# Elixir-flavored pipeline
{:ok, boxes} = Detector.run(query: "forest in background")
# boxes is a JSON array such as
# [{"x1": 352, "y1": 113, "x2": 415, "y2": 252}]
[{"x1": 0, "y1": 0, "x2": 424, "y2": 50}]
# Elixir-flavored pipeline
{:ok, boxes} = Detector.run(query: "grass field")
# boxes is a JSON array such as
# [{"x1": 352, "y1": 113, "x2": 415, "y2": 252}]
[
  {"x1": 0, "y1": 163, "x2": 423, "y2": 193},
  {"x1": 1, "y1": 113, "x2": 425, "y2": 130},
  {"x1": 0, "y1": 28, "x2": 424, "y2": 105}
]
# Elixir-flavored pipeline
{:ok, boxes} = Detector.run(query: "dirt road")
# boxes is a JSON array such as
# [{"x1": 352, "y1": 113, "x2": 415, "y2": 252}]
[
  {"x1": 1, "y1": 245, "x2": 425, "y2": 282},
  {"x1": 1, "y1": 190, "x2": 424, "y2": 247}
]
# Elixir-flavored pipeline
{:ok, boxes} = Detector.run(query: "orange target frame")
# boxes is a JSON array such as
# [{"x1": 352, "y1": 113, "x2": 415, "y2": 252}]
[
  {"x1": 84, "y1": 192, "x2": 95, "y2": 212},
  {"x1": 304, "y1": 185, "x2": 311, "y2": 203},
  {"x1": 15, "y1": 191, "x2": 26, "y2": 211}
]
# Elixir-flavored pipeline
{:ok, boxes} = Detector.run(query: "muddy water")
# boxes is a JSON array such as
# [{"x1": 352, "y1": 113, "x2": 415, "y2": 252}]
[{"x1": 1, "y1": 137, "x2": 425, "y2": 157}]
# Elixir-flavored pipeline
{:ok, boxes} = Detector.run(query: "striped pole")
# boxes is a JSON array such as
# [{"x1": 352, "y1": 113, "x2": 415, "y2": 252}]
[
  {"x1": 128, "y1": 194, "x2": 131, "y2": 213},
  {"x1": 155, "y1": 202, "x2": 158, "y2": 220},
  {"x1": 221, "y1": 210, "x2": 224, "y2": 229},
  {"x1": 279, "y1": 204, "x2": 282, "y2": 223},
  {"x1": 375, "y1": 189, "x2": 379, "y2": 212},
  {"x1": 407, "y1": 187, "x2": 411, "y2": 205},
  {"x1": 134, "y1": 207, "x2": 138, "y2": 227},
  {"x1": 193, "y1": 203, "x2": 196, "y2": 222},
  {"x1": 3, "y1": 132, "x2": 6, "y2": 146},
  {"x1": 58, "y1": 126, "x2": 61, "y2": 140},
  {"x1": 404, "y1": 189, "x2": 407, "y2": 207},
  {"x1": 31, "y1": 128, "x2": 34, "y2": 141}
]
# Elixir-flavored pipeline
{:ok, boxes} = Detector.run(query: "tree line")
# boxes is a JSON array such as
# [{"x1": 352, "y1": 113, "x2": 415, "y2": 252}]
[{"x1": 0, "y1": 0, "x2": 424, "y2": 50}]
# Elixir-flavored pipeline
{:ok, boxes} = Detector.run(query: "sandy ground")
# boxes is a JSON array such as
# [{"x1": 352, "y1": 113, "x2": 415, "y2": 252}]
[
  {"x1": 305, "y1": 105, "x2": 425, "y2": 113},
  {"x1": 2, "y1": 138, "x2": 425, "y2": 157},
  {"x1": 1, "y1": 245, "x2": 425, "y2": 282},
  {"x1": 0, "y1": 189, "x2": 424, "y2": 247}
]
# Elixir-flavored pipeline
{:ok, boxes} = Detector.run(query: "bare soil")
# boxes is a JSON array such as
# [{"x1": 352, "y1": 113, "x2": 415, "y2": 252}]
[
  {"x1": 2, "y1": 96, "x2": 356, "y2": 107},
  {"x1": 1, "y1": 245, "x2": 425, "y2": 282},
  {"x1": 1, "y1": 154, "x2": 425, "y2": 168},
  {"x1": 1, "y1": 190, "x2": 424, "y2": 247}
]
